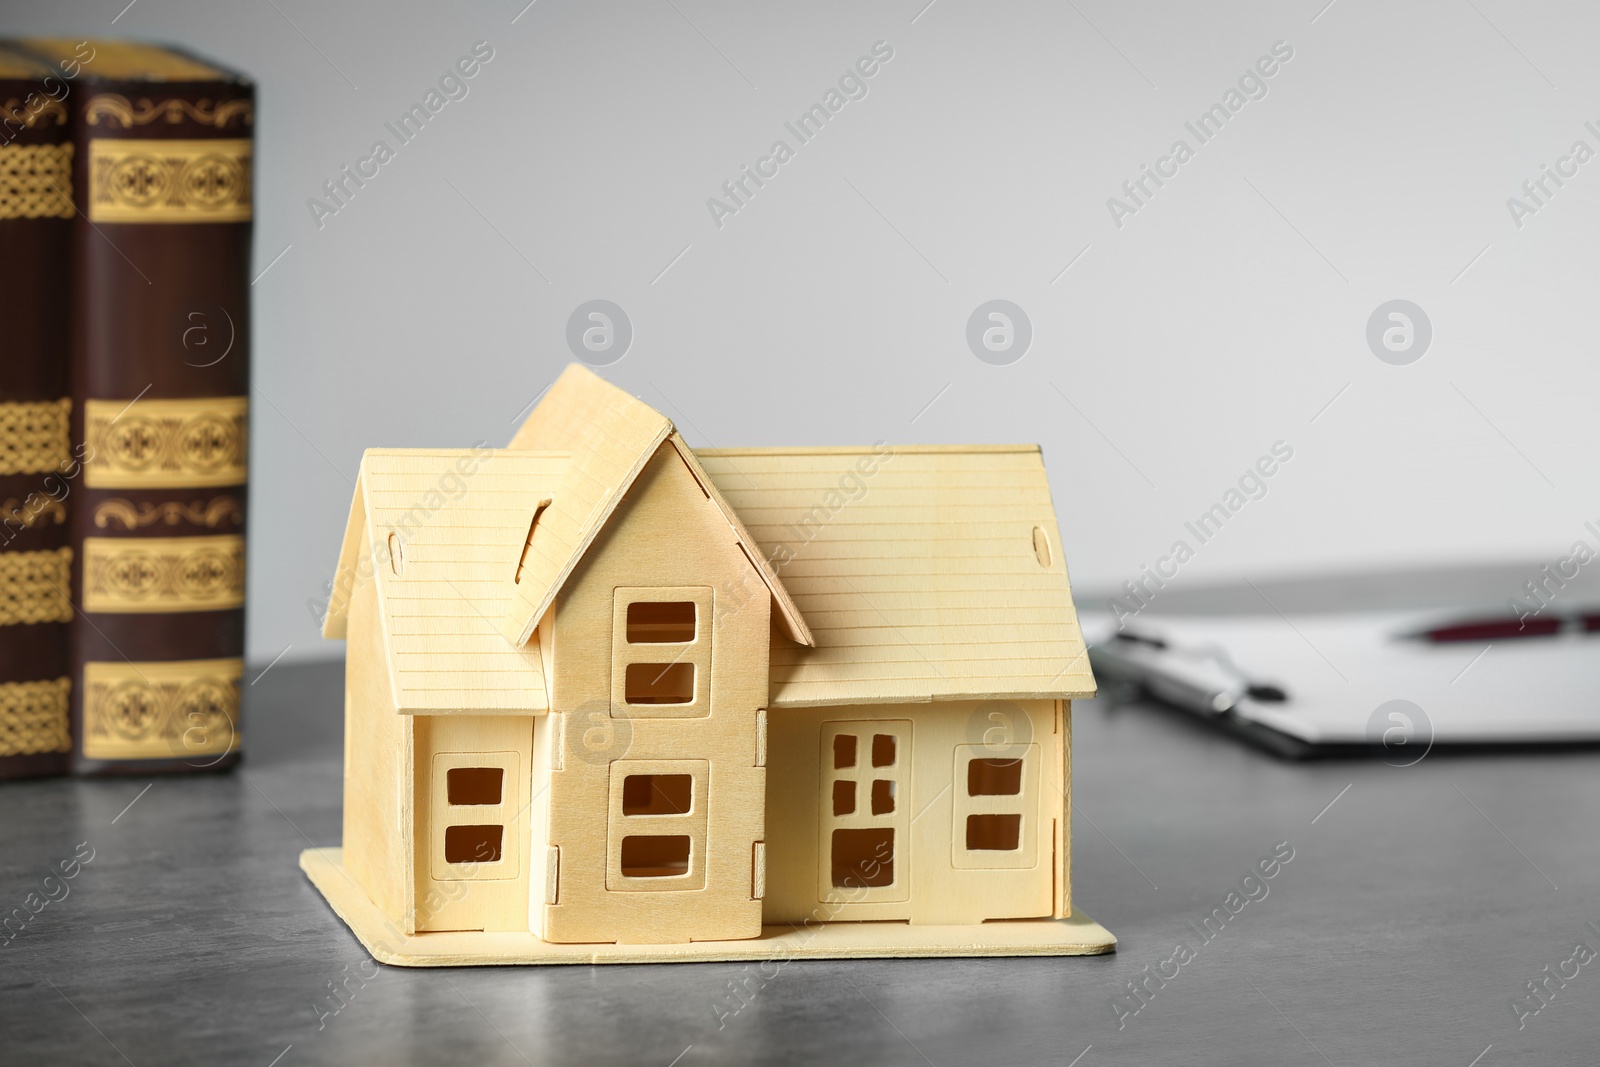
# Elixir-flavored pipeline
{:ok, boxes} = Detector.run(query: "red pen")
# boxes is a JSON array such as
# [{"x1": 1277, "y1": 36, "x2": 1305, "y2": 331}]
[{"x1": 1403, "y1": 609, "x2": 1600, "y2": 643}]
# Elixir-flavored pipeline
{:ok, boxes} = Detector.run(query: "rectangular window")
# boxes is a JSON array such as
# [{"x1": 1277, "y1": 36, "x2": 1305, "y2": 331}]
[
  {"x1": 447, "y1": 767, "x2": 504, "y2": 805},
  {"x1": 606, "y1": 759, "x2": 708, "y2": 892},
  {"x1": 831, "y1": 828, "x2": 894, "y2": 889},
  {"x1": 952, "y1": 743, "x2": 1039, "y2": 870},
  {"x1": 445, "y1": 824, "x2": 504, "y2": 864},
  {"x1": 871, "y1": 779, "x2": 896, "y2": 815},
  {"x1": 622, "y1": 773, "x2": 693, "y2": 816},
  {"x1": 818, "y1": 721, "x2": 911, "y2": 903},
  {"x1": 967, "y1": 758, "x2": 1022, "y2": 796},
  {"x1": 624, "y1": 662, "x2": 695, "y2": 705},
  {"x1": 430, "y1": 750, "x2": 520, "y2": 882},
  {"x1": 965, "y1": 813, "x2": 1021, "y2": 851},
  {"x1": 620, "y1": 835, "x2": 692, "y2": 878},
  {"x1": 626, "y1": 601, "x2": 697, "y2": 643},
  {"x1": 611, "y1": 588, "x2": 712, "y2": 718}
]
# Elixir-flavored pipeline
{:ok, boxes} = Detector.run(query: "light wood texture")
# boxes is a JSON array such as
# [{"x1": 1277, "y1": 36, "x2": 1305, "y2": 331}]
[
  {"x1": 302, "y1": 847, "x2": 1115, "y2": 966},
  {"x1": 500, "y1": 365, "x2": 672, "y2": 647},
  {"x1": 695, "y1": 445, "x2": 1096, "y2": 706},
  {"x1": 317, "y1": 362, "x2": 1101, "y2": 958},
  {"x1": 327, "y1": 448, "x2": 564, "y2": 714},
  {"x1": 765, "y1": 699, "x2": 1065, "y2": 927},
  {"x1": 527, "y1": 696, "x2": 557, "y2": 934},
  {"x1": 342, "y1": 537, "x2": 412, "y2": 931},
  {"x1": 411, "y1": 714, "x2": 534, "y2": 932},
  {"x1": 816, "y1": 719, "x2": 912, "y2": 904},
  {"x1": 1055, "y1": 700, "x2": 1071, "y2": 919},
  {"x1": 669, "y1": 435, "x2": 813, "y2": 648},
  {"x1": 319, "y1": 473, "x2": 365, "y2": 642},
  {"x1": 499, "y1": 365, "x2": 811, "y2": 648},
  {"x1": 539, "y1": 442, "x2": 770, "y2": 944}
]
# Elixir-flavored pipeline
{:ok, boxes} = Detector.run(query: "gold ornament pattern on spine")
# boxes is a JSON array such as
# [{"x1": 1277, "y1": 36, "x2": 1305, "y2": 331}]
[
  {"x1": 84, "y1": 94, "x2": 253, "y2": 129},
  {"x1": 0, "y1": 677, "x2": 71, "y2": 757},
  {"x1": 0, "y1": 143, "x2": 74, "y2": 219},
  {"x1": 0, "y1": 398, "x2": 71, "y2": 474},
  {"x1": 93, "y1": 496, "x2": 243, "y2": 531},
  {"x1": 84, "y1": 397, "x2": 248, "y2": 489},
  {"x1": 82, "y1": 534, "x2": 244, "y2": 614},
  {"x1": 2, "y1": 97, "x2": 69, "y2": 127},
  {"x1": 0, "y1": 547, "x2": 73, "y2": 626},
  {"x1": 2, "y1": 494, "x2": 68, "y2": 529},
  {"x1": 82, "y1": 658, "x2": 241, "y2": 761},
  {"x1": 87, "y1": 138, "x2": 251, "y2": 223}
]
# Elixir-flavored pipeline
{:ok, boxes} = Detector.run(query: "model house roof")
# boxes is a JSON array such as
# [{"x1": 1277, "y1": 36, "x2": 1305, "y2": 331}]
[
  {"x1": 697, "y1": 445, "x2": 1094, "y2": 707},
  {"x1": 498, "y1": 365, "x2": 812, "y2": 649},
  {"x1": 325, "y1": 449, "x2": 564, "y2": 713},
  {"x1": 324, "y1": 366, "x2": 1093, "y2": 711}
]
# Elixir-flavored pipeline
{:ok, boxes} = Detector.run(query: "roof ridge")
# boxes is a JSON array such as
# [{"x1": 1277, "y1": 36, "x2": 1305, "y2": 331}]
[
  {"x1": 696, "y1": 444, "x2": 1042, "y2": 456},
  {"x1": 495, "y1": 364, "x2": 813, "y2": 649}
]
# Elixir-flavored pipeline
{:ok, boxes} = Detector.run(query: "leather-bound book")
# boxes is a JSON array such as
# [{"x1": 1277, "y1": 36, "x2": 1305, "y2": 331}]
[
  {"x1": 28, "y1": 40, "x2": 254, "y2": 775},
  {"x1": 0, "y1": 44, "x2": 78, "y2": 779}
]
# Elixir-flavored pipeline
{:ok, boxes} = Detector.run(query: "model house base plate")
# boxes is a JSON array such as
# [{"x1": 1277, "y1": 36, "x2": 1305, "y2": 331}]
[{"x1": 301, "y1": 848, "x2": 1116, "y2": 966}]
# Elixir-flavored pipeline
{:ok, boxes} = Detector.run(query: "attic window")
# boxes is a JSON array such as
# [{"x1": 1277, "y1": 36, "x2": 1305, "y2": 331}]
[
  {"x1": 1032, "y1": 526, "x2": 1052, "y2": 568},
  {"x1": 386, "y1": 531, "x2": 405, "y2": 575},
  {"x1": 513, "y1": 499, "x2": 552, "y2": 585},
  {"x1": 626, "y1": 601, "x2": 696, "y2": 643}
]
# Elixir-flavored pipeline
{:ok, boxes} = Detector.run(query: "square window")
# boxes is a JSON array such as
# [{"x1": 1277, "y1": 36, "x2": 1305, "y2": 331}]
[
  {"x1": 446, "y1": 767, "x2": 504, "y2": 806},
  {"x1": 624, "y1": 662, "x2": 695, "y2": 704},
  {"x1": 444, "y1": 824, "x2": 503, "y2": 864},
  {"x1": 833, "y1": 780, "x2": 856, "y2": 816},
  {"x1": 626, "y1": 601, "x2": 697, "y2": 643},
  {"x1": 871, "y1": 779, "x2": 895, "y2": 815},
  {"x1": 966, "y1": 813, "x2": 1021, "y2": 851},
  {"x1": 833, "y1": 734, "x2": 857, "y2": 769},
  {"x1": 622, "y1": 774, "x2": 692, "y2": 816},
  {"x1": 831, "y1": 828, "x2": 894, "y2": 888},
  {"x1": 871, "y1": 734, "x2": 896, "y2": 767},
  {"x1": 620, "y1": 835, "x2": 691, "y2": 878},
  {"x1": 967, "y1": 758, "x2": 1023, "y2": 796}
]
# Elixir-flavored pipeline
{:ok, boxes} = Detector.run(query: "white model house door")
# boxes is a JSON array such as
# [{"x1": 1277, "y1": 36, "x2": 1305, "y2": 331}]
[{"x1": 817, "y1": 720, "x2": 911, "y2": 905}]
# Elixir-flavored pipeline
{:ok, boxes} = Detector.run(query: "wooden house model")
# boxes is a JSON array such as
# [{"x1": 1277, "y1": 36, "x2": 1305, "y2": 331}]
[{"x1": 300, "y1": 364, "x2": 1113, "y2": 964}]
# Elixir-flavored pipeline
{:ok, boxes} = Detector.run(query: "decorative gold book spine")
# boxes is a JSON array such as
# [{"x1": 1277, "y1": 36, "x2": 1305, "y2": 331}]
[
  {"x1": 0, "y1": 44, "x2": 75, "y2": 778},
  {"x1": 62, "y1": 53, "x2": 254, "y2": 775}
]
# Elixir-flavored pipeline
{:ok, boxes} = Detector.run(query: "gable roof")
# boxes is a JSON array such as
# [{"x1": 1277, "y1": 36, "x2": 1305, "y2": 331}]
[
  {"x1": 324, "y1": 448, "x2": 565, "y2": 714},
  {"x1": 499, "y1": 365, "x2": 812, "y2": 648},
  {"x1": 695, "y1": 445, "x2": 1095, "y2": 707}
]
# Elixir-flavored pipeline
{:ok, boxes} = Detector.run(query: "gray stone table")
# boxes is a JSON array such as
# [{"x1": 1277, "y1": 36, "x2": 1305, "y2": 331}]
[{"x1": 3, "y1": 644, "x2": 1596, "y2": 1066}]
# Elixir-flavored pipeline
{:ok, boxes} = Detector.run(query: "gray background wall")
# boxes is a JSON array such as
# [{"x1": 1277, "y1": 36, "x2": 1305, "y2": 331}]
[{"x1": 16, "y1": 0, "x2": 1598, "y2": 664}]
